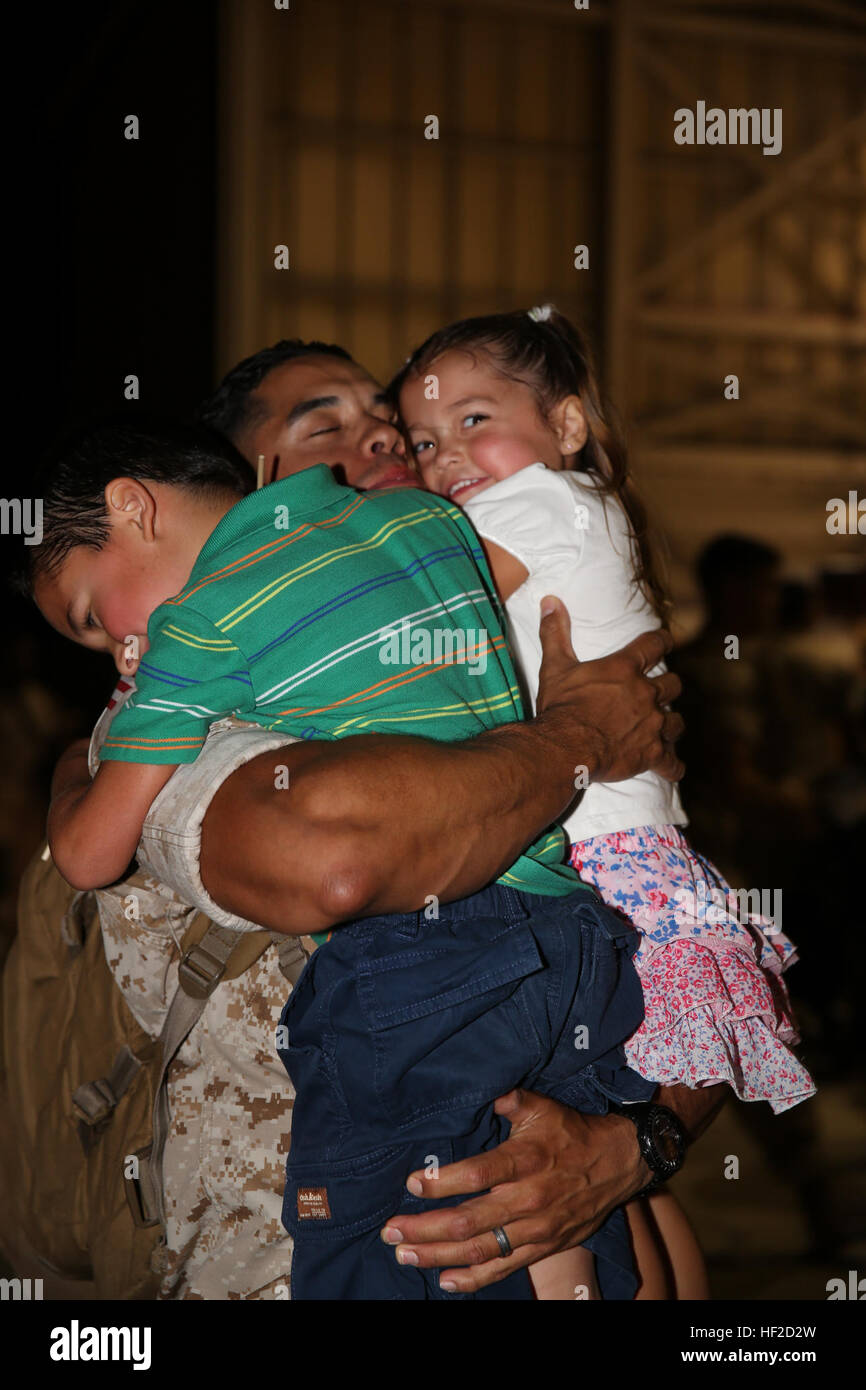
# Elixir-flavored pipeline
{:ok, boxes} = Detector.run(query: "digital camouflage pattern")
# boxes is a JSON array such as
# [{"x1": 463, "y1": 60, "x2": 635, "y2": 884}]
[{"x1": 95, "y1": 870, "x2": 301, "y2": 1300}]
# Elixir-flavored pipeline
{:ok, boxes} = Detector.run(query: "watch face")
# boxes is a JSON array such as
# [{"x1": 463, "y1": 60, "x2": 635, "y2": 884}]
[{"x1": 651, "y1": 1110, "x2": 685, "y2": 1169}]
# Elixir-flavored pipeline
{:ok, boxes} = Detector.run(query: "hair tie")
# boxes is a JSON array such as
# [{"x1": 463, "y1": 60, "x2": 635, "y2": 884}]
[{"x1": 527, "y1": 304, "x2": 554, "y2": 323}]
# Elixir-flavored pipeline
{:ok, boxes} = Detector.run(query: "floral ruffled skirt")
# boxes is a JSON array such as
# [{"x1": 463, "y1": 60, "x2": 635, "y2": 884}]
[{"x1": 569, "y1": 825, "x2": 815, "y2": 1113}]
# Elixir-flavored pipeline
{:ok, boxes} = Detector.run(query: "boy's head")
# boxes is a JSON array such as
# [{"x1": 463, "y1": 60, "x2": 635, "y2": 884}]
[{"x1": 20, "y1": 421, "x2": 255, "y2": 676}]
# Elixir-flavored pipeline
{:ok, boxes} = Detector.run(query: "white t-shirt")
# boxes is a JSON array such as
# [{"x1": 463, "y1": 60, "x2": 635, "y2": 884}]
[{"x1": 463, "y1": 463, "x2": 687, "y2": 843}]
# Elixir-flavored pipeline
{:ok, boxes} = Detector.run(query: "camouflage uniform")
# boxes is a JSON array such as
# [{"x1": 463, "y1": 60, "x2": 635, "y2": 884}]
[{"x1": 91, "y1": 701, "x2": 308, "y2": 1300}]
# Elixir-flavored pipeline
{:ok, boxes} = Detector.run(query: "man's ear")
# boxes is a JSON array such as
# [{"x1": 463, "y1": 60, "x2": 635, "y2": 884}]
[
  {"x1": 104, "y1": 478, "x2": 157, "y2": 541},
  {"x1": 549, "y1": 395, "x2": 588, "y2": 458}
]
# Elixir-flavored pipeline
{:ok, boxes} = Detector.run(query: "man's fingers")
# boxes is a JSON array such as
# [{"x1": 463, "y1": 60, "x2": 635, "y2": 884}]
[
  {"x1": 435, "y1": 1243, "x2": 554, "y2": 1293},
  {"x1": 383, "y1": 1175, "x2": 548, "y2": 1245},
  {"x1": 401, "y1": 1144, "x2": 523, "y2": 1204},
  {"x1": 492, "y1": 1087, "x2": 528, "y2": 1121},
  {"x1": 537, "y1": 595, "x2": 579, "y2": 668},
  {"x1": 622, "y1": 627, "x2": 673, "y2": 674},
  {"x1": 655, "y1": 747, "x2": 686, "y2": 783},
  {"x1": 661, "y1": 710, "x2": 685, "y2": 746},
  {"x1": 651, "y1": 669, "x2": 682, "y2": 707},
  {"x1": 654, "y1": 712, "x2": 686, "y2": 780},
  {"x1": 393, "y1": 1219, "x2": 555, "y2": 1286}
]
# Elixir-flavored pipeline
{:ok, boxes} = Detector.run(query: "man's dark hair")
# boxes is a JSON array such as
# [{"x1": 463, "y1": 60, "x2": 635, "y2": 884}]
[
  {"x1": 197, "y1": 339, "x2": 354, "y2": 443},
  {"x1": 696, "y1": 533, "x2": 780, "y2": 596},
  {"x1": 16, "y1": 419, "x2": 256, "y2": 594}
]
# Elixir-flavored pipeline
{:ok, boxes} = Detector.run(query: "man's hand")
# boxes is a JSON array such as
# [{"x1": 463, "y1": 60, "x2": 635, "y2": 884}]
[
  {"x1": 379, "y1": 1089, "x2": 649, "y2": 1292},
  {"x1": 379, "y1": 1081, "x2": 728, "y2": 1293},
  {"x1": 535, "y1": 596, "x2": 685, "y2": 786}
]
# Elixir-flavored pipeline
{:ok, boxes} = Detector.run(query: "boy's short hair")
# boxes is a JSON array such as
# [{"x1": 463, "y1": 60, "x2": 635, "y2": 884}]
[
  {"x1": 198, "y1": 339, "x2": 354, "y2": 444},
  {"x1": 16, "y1": 419, "x2": 256, "y2": 594}
]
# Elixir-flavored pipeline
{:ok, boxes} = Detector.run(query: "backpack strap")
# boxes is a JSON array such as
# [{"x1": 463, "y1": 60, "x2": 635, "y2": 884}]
[
  {"x1": 72, "y1": 904, "x2": 311, "y2": 1230},
  {"x1": 269, "y1": 931, "x2": 310, "y2": 987},
  {"x1": 132, "y1": 922, "x2": 310, "y2": 1230},
  {"x1": 71, "y1": 1045, "x2": 144, "y2": 1156}
]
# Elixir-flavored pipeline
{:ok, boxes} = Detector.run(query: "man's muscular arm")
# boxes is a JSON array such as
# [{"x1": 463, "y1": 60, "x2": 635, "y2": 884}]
[{"x1": 200, "y1": 600, "x2": 684, "y2": 935}]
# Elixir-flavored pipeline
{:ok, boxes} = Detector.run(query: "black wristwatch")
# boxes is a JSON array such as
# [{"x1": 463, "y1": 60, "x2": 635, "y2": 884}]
[{"x1": 610, "y1": 1101, "x2": 687, "y2": 1197}]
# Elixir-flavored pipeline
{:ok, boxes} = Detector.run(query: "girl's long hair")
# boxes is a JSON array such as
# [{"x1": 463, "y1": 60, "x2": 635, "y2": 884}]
[{"x1": 390, "y1": 308, "x2": 670, "y2": 620}]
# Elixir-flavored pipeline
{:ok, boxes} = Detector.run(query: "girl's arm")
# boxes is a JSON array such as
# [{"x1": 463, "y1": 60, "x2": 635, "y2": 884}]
[
  {"x1": 48, "y1": 745, "x2": 176, "y2": 890},
  {"x1": 481, "y1": 537, "x2": 529, "y2": 601}
]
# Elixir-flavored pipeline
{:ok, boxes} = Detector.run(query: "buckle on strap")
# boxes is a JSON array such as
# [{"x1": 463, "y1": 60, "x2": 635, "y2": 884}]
[
  {"x1": 72, "y1": 1077, "x2": 119, "y2": 1127},
  {"x1": 178, "y1": 924, "x2": 240, "y2": 999},
  {"x1": 178, "y1": 941, "x2": 227, "y2": 999},
  {"x1": 72, "y1": 1045, "x2": 143, "y2": 1127}
]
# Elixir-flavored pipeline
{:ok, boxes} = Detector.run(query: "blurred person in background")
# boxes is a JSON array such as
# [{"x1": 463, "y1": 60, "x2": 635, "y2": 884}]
[{"x1": 673, "y1": 537, "x2": 866, "y2": 1257}]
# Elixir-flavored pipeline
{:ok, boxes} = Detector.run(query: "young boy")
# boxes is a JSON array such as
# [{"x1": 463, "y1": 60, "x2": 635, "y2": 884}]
[{"x1": 25, "y1": 421, "x2": 659, "y2": 1301}]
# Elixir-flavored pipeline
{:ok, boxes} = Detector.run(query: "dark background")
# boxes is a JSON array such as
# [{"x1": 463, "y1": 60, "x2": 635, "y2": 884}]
[
  {"x1": 3, "y1": 0, "x2": 865, "y2": 1301},
  {"x1": 6, "y1": 0, "x2": 218, "y2": 767}
]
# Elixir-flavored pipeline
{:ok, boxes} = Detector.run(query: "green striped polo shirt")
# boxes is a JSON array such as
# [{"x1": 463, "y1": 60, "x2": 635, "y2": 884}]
[{"x1": 101, "y1": 465, "x2": 582, "y2": 898}]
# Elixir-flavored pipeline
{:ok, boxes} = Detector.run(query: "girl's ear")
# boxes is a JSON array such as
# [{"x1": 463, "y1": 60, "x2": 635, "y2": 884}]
[{"x1": 549, "y1": 395, "x2": 588, "y2": 458}]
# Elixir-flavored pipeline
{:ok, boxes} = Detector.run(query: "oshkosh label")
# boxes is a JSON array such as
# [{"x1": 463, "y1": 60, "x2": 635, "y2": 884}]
[{"x1": 297, "y1": 1186, "x2": 331, "y2": 1219}]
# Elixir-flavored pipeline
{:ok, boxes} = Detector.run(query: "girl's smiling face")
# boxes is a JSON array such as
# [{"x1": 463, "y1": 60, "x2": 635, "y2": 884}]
[{"x1": 399, "y1": 350, "x2": 568, "y2": 506}]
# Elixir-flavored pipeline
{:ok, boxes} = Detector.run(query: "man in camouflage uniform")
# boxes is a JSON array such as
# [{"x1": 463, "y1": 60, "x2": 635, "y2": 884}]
[
  {"x1": 53, "y1": 340, "x2": 699, "y2": 1299},
  {"x1": 95, "y1": 865, "x2": 298, "y2": 1298}
]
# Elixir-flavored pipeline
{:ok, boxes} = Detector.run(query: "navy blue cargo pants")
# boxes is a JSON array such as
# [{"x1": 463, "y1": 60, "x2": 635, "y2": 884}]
[{"x1": 278, "y1": 882, "x2": 655, "y2": 1300}]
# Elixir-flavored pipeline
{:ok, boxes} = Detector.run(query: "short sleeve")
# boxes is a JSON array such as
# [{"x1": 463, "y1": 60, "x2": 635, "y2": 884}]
[
  {"x1": 99, "y1": 604, "x2": 253, "y2": 764},
  {"x1": 462, "y1": 465, "x2": 587, "y2": 575}
]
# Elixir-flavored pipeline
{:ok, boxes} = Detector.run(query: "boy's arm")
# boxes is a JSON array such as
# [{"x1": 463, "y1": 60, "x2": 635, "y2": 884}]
[
  {"x1": 49, "y1": 604, "x2": 253, "y2": 889},
  {"x1": 48, "y1": 744, "x2": 175, "y2": 889}
]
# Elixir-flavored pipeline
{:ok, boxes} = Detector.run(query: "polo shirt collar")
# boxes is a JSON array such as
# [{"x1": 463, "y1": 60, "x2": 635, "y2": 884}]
[{"x1": 194, "y1": 464, "x2": 352, "y2": 566}]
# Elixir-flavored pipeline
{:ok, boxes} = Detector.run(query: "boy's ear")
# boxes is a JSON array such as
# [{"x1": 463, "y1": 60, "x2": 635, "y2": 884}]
[
  {"x1": 549, "y1": 395, "x2": 588, "y2": 457},
  {"x1": 104, "y1": 478, "x2": 157, "y2": 540}
]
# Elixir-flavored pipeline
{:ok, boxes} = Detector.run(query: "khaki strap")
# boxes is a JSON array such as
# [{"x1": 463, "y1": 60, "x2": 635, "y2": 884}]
[
  {"x1": 60, "y1": 889, "x2": 91, "y2": 961},
  {"x1": 71, "y1": 1045, "x2": 143, "y2": 1156},
  {"x1": 73, "y1": 907, "x2": 312, "y2": 1230},
  {"x1": 269, "y1": 932, "x2": 310, "y2": 987},
  {"x1": 145, "y1": 922, "x2": 310, "y2": 1227},
  {"x1": 177, "y1": 910, "x2": 311, "y2": 989}
]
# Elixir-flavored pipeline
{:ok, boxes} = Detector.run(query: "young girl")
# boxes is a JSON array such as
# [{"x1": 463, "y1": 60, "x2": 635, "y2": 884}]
[{"x1": 394, "y1": 306, "x2": 816, "y2": 1299}]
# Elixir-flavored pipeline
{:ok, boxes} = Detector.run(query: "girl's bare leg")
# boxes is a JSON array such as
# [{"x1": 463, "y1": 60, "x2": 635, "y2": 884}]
[
  {"x1": 646, "y1": 1190, "x2": 710, "y2": 1299},
  {"x1": 627, "y1": 1191, "x2": 709, "y2": 1300},
  {"x1": 529, "y1": 1246, "x2": 600, "y2": 1301},
  {"x1": 529, "y1": 1190, "x2": 708, "y2": 1301}
]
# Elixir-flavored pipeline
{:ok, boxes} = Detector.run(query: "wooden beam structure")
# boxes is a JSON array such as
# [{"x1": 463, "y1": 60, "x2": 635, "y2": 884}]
[
  {"x1": 635, "y1": 111, "x2": 866, "y2": 298},
  {"x1": 638, "y1": 308, "x2": 866, "y2": 347},
  {"x1": 216, "y1": 0, "x2": 865, "y2": 597}
]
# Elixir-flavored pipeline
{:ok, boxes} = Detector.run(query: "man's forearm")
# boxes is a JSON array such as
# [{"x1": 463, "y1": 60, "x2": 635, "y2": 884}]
[
  {"x1": 658, "y1": 1081, "x2": 728, "y2": 1147},
  {"x1": 201, "y1": 718, "x2": 587, "y2": 935}
]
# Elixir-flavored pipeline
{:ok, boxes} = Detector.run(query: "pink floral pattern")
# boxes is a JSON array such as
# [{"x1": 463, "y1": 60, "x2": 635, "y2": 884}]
[{"x1": 569, "y1": 825, "x2": 815, "y2": 1113}]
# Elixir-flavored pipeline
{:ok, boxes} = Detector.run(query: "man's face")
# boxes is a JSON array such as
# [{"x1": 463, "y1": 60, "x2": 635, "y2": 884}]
[{"x1": 239, "y1": 355, "x2": 418, "y2": 492}]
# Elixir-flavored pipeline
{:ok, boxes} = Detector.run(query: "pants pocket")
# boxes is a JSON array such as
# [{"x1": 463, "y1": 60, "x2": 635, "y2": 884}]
[
  {"x1": 356, "y1": 919, "x2": 546, "y2": 1128},
  {"x1": 284, "y1": 1139, "x2": 535, "y2": 1301}
]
